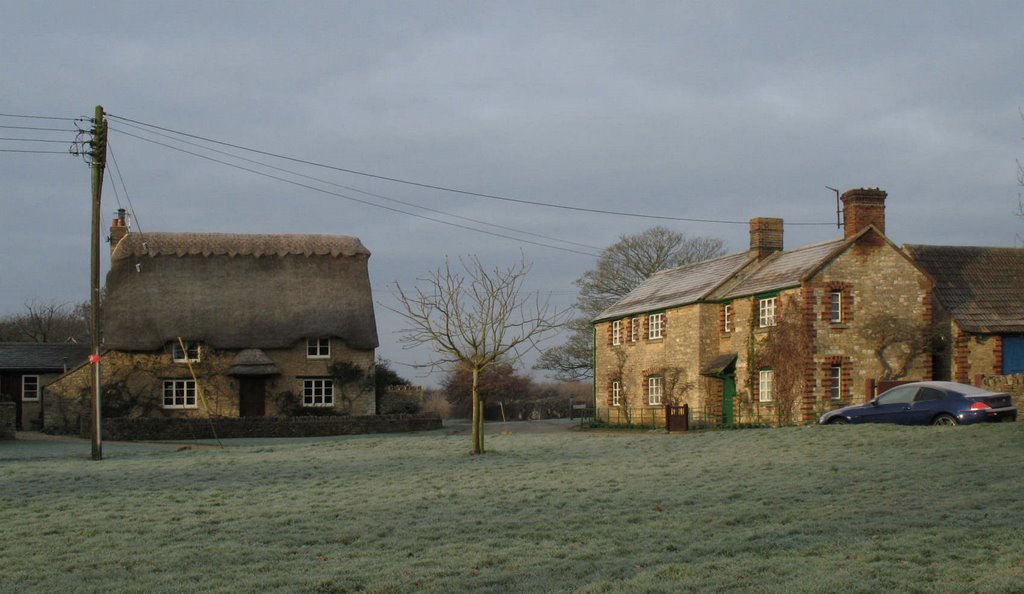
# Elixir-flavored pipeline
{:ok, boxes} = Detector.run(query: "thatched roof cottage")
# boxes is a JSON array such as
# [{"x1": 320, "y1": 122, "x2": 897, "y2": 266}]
[{"x1": 44, "y1": 213, "x2": 379, "y2": 432}]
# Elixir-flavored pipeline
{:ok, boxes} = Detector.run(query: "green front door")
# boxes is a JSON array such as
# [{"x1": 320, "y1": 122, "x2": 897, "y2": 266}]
[{"x1": 722, "y1": 374, "x2": 736, "y2": 426}]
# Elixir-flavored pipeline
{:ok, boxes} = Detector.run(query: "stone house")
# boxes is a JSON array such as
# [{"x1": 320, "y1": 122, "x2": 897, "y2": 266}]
[
  {"x1": 903, "y1": 245, "x2": 1024, "y2": 382},
  {"x1": 593, "y1": 188, "x2": 934, "y2": 426},
  {"x1": 0, "y1": 343, "x2": 90, "y2": 430},
  {"x1": 45, "y1": 214, "x2": 378, "y2": 432}
]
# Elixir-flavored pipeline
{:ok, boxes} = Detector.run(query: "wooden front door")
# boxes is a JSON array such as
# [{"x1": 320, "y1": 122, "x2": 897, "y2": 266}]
[
  {"x1": 1, "y1": 374, "x2": 21, "y2": 429},
  {"x1": 238, "y1": 377, "x2": 266, "y2": 417},
  {"x1": 721, "y1": 374, "x2": 735, "y2": 426}
]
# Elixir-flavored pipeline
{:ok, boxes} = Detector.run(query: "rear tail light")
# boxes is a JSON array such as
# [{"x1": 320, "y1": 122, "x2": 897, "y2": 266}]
[{"x1": 969, "y1": 402, "x2": 992, "y2": 411}]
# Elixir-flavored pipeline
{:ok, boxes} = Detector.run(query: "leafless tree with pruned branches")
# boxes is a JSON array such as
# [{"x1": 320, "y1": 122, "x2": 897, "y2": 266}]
[{"x1": 388, "y1": 255, "x2": 565, "y2": 455}]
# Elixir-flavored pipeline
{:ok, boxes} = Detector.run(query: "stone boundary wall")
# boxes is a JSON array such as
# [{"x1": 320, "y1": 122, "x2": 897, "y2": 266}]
[
  {"x1": 98, "y1": 413, "x2": 442, "y2": 441},
  {"x1": 0, "y1": 402, "x2": 15, "y2": 440},
  {"x1": 977, "y1": 374, "x2": 1024, "y2": 421}
]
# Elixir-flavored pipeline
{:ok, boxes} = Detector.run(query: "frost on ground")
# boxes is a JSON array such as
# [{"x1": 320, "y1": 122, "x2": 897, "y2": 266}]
[{"x1": 2, "y1": 423, "x2": 1022, "y2": 593}]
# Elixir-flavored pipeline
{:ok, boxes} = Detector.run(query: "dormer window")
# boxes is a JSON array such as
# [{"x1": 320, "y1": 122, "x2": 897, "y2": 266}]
[
  {"x1": 307, "y1": 338, "x2": 330, "y2": 359},
  {"x1": 171, "y1": 341, "x2": 201, "y2": 363}
]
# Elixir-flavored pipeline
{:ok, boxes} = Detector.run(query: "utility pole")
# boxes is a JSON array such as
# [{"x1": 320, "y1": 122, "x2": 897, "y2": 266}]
[{"x1": 89, "y1": 105, "x2": 107, "y2": 461}]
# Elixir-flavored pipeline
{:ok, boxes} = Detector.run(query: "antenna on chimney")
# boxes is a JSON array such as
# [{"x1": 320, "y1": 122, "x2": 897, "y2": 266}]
[{"x1": 825, "y1": 186, "x2": 841, "y2": 229}]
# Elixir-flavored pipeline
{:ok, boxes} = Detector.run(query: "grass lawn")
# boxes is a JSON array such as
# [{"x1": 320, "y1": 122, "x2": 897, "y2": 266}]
[{"x1": 2, "y1": 423, "x2": 1023, "y2": 593}]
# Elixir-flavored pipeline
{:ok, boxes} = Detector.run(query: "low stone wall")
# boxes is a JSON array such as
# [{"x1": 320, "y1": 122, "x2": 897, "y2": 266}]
[
  {"x1": 977, "y1": 374, "x2": 1024, "y2": 421},
  {"x1": 99, "y1": 413, "x2": 443, "y2": 441},
  {"x1": 0, "y1": 402, "x2": 15, "y2": 440}
]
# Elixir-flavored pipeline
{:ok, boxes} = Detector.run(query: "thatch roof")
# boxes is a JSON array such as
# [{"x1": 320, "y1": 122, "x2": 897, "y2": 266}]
[{"x1": 104, "y1": 232, "x2": 378, "y2": 351}]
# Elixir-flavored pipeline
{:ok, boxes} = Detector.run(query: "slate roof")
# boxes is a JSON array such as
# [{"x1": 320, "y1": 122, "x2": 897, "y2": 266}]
[
  {"x1": 904, "y1": 245, "x2": 1024, "y2": 333},
  {"x1": 0, "y1": 343, "x2": 91, "y2": 371},
  {"x1": 718, "y1": 238, "x2": 848, "y2": 299},
  {"x1": 104, "y1": 232, "x2": 378, "y2": 351},
  {"x1": 595, "y1": 252, "x2": 752, "y2": 321}
]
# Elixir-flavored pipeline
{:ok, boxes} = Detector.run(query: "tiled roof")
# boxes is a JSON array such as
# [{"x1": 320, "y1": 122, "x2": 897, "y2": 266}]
[
  {"x1": 719, "y1": 238, "x2": 848, "y2": 299},
  {"x1": 595, "y1": 252, "x2": 753, "y2": 321},
  {"x1": 904, "y1": 245, "x2": 1024, "y2": 333},
  {"x1": 0, "y1": 343, "x2": 91, "y2": 371}
]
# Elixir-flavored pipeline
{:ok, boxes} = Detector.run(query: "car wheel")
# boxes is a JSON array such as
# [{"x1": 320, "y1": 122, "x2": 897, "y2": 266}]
[
  {"x1": 932, "y1": 414, "x2": 958, "y2": 426},
  {"x1": 829, "y1": 417, "x2": 849, "y2": 425}
]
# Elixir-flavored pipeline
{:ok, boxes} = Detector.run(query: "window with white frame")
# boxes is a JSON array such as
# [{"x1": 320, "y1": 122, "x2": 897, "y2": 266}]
[
  {"x1": 162, "y1": 379, "x2": 197, "y2": 409},
  {"x1": 648, "y1": 375, "x2": 663, "y2": 405},
  {"x1": 723, "y1": 303, "x2": 733, "y2": 333},
  {"x1": 307, "y1": 337, "x2": 330, "y2": 358},
  {"x1": 758, "y1": 369, "x2": 774, "y2": 402},
  {"x1": 611, "y1": 320, "x2": 622, "y2": 346},
  {"x1": 829, "y1": 291, "x2": 843, "y2": 323},
  {"x1": 302, "y1": 378, "x2": 334, "y2": 407},
  {"x1": 611, "y1": 381, "x2": 621, "y2": 406},
  {"x1": 630, "y1": 317, "x2": 640, "y2": 342},
  {"x1": 830, "y1": 365, "x2": 842, "y2": 400},
  {"x1": 171, "y1": 341, "x2": 200, "y2": 363},
  {"x1": 21, "y1": 375, "x2": 40, "y2": 401},
  {"x1": 758, "y1": 297, "x2": 777, "y2": 328},
  {"x1": 648, "y1": 313, "x2": 664, "y2": 340}
]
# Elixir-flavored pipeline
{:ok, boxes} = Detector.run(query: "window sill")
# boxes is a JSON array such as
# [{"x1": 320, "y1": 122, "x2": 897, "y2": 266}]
[{"x1": 830, "y1": 323, "x2": 850, "y2": 330}]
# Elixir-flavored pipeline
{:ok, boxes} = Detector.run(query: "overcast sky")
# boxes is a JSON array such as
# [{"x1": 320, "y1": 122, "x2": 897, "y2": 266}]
[{"x1": 2, "y1": 1, "x2": 1021, "y2": 383}]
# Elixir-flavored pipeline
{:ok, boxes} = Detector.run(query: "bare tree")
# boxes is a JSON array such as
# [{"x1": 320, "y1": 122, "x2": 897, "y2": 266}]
[
  {"x1": 0, "y1": 299, "x2": 90, "y2": 343},
  {"x1": 536, "y1": 227, "x2": 724, "y2": 381},
  {"x1": 388, "y1": 255, "x2": 564, "y2": 454}
]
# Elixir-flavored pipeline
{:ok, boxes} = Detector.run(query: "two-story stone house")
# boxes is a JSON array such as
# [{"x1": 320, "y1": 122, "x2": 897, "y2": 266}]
[
  {"x1": 44, "y1": 213, "x2": 379, "y2": 432},
  {"x1": 593, "y1": 188, "x2": 934, "y2": 426}
]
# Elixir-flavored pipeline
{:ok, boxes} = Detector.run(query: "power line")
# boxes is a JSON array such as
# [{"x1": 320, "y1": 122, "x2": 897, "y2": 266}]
[
  {"x1": 108, "y1": 126, "x2": 602, "y2": 258},
  {"x1": 0, "y1": 125, "x2": 77, "y2": 132},
  {"x1": 0, "y1": 112, "x2": 82, "y2": 122},
  {"x1": 107, "y1": 113, "x2": 832, "y2": 226},
  {"x1": 0, "y1": 137, "x2": 72, "y2": 143},
  {"x1": 0, "y1": 148, "x2": 70, "y2": 154},
  {"x1": 109, "y1": 120, "x2": 603, "y2": 253}
]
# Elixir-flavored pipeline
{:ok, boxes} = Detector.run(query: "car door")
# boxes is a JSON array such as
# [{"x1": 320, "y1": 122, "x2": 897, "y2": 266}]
[
  {"x1": 864, "y1": 385, "x2": 919, "y2": 424},
  {"x1": 906, "y1": 387, "x2": 947, "y2": 425}
]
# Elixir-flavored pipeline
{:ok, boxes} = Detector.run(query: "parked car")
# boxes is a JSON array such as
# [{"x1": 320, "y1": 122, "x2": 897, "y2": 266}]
[{"x1": 819, "y1": 381, "x2": 1017, "y2": 426}]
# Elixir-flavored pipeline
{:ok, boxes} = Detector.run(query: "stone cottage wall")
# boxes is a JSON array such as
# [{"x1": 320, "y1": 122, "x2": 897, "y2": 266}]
[
  {"x1": 45, "y1": 338, "x2": 376, "y2": 434},
  {"x1": 594, "y1": 305, "x2": 704, "y2": 426},
  {"x1": 806, "y1": 242, "x2": 932, "y2": 420}
]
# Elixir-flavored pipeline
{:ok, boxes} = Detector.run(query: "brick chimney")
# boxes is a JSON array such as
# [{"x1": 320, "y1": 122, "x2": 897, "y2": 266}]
[
  {"x1": 841, "y1": 188, "x2": 886, "y2": 238},
  {"x1": 749, "y1": 217, "x2": 783, "y2": 260},
  {"x1": 109, "y1": 208, "x2": 129, "y2": 254}
]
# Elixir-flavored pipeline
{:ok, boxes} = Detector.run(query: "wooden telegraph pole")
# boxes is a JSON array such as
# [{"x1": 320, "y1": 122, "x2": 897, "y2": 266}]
[{"x1": 89, "y1": 105, "x2": 107, "y2": 460}]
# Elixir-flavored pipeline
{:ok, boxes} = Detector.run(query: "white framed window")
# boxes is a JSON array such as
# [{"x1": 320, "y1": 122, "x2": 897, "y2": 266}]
[
  {"x1": 758, "y1": 370, "x2": 774, "y2": 402},
  {"x1": 171, "y1": 341, "x2": 200, "y2": 363},
  {"x1": 648, "y1": 375, "x2": 663, "y2": 405},
  {"x1": 611, "y1": 381, "x2": 621, "y2": 406},
  {"x1": 303, "y1": 378, "x2": 334, "y2": 407},
  {"x1": 830, "y1": 291, "x2": 843, "y2": 323},
  {"x1": 611, "y1": 320, "x2": 622, "y2": 346},
  {"x1": 21, "y1": 375, "x2": 40, "y2": 401},
  {"x1": 307, "y1": 338, "x2": 330, "y2": 359},
  {"x1": 758, "y1": 297, "x2": 777, "y2": 328},
  {"x1": 630, "y1": 317, "x2": 641, "y2": 342},
  {"x1": 723, "y1": 304, "x2": 733, "y2": 333},
  {"x1": 648, "y1": 313, "x2": 664, "y2": 340},
  {"x1": 162, "y1": 379, "x2": 197, "y2": 409},
  {"x1": 830, "y1": 365, "x2": 842, "y2": 400}
]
